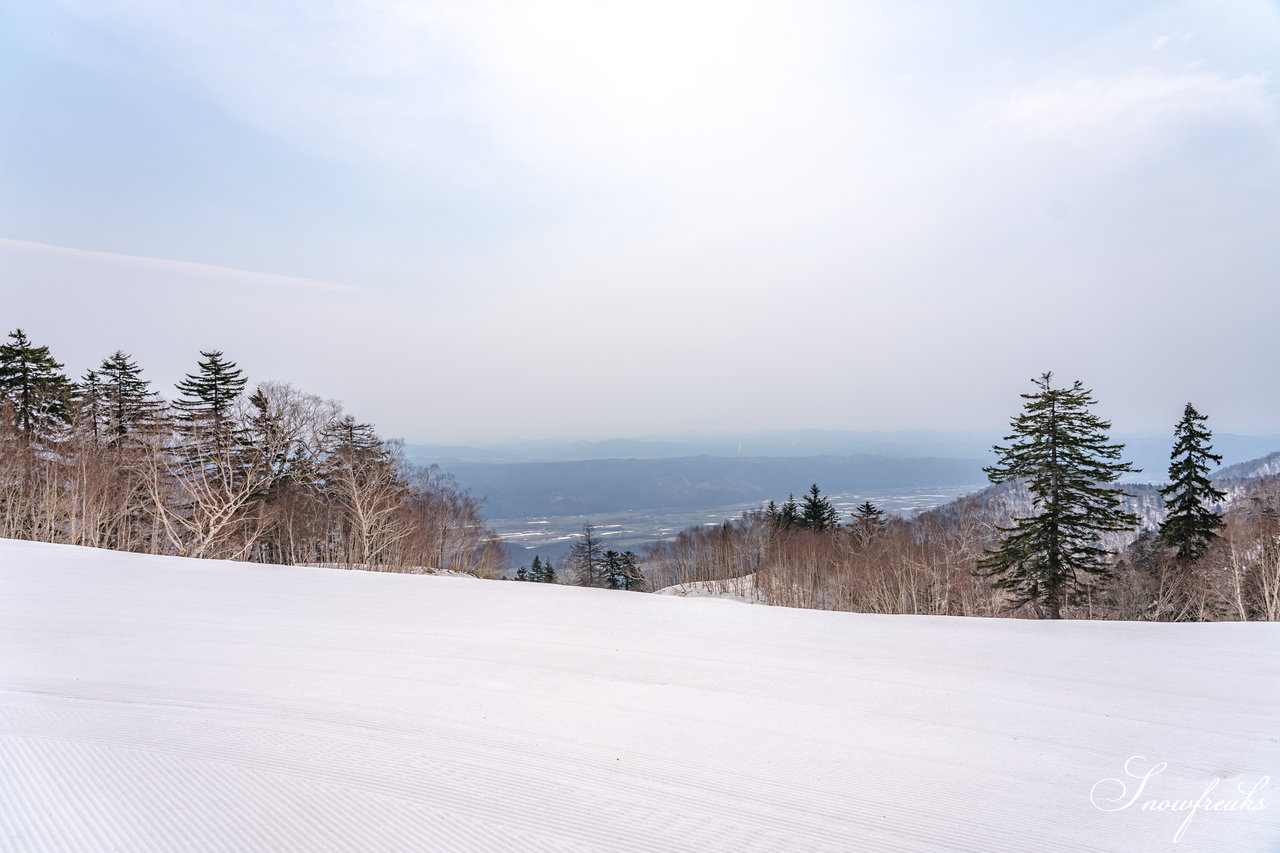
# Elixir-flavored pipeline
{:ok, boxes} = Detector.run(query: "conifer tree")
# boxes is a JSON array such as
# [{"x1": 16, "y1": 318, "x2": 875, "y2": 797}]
[
  {"x1": 515, "y1": 565, "x2": 530, "y2": 581},
  {"x1": 1158, "y1": 403, "x2": 1226, "y2": 562},
  {"x1": 174, "y1": 350, "x2": 248, "y2": 453},
  {"x1": 77, "y1": 369, "x2": 106, "y2": 442},
  {"x1": 777, "y1": 494, "x2": 800, "y2": 529},
  {"x1": 92, "y1": 351, "x2": 165, "y2": 446},
  {"x1": 851, "y1": 500, "x2": 886, "y2": 544},
  {"x1": 603, "y1": 549, "x2": 645, "y2": 591},
  {"x1": 977, "y1": 372, "x2": 1138, "y2": 618},
  {"x1": 0, "y1": 329, "x2": 74, "y2": 444},
  {"x1": 567, "y1": 524, "x2": 607, "y2": 587},
  {"x1": 528, "y1": 554, "x2": 557, "y2": 583},
  {"x1": 799, "y1": 483, "x2": 840, "y2": 531}
]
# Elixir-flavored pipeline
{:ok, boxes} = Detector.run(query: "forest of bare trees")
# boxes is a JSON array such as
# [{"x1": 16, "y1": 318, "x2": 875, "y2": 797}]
[
  {"x1": 0, "y1": 330, "x2": 505, "y2": 576},
  {"x1": 643, "y1": 476, "x2": 1280, "y2": 621},
  {"x1": 643, "y1": 496, "x2": 1008, "y2": 616},
  {"x1": 642, "y1": 381, "x2": 1280, "y2": 622},
  {"x1": 5, "y1": 328, "x2": 1277, "y2": 621}
]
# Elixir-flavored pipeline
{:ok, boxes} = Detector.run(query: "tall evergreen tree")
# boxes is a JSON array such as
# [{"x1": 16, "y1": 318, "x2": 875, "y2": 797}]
[
  {"x1": 77, "y1": 368, "x2": 106, "y2": 442},
  {"x1": 0, "y1": 329, "x2": 74, "y2": 444},
  {"x1": 92, "y1": 351, "x2": 165, "y2": 446},
  {"x1": 799, "y1": 483, "x2": 840, "y2": 531},
  {"x1": 174, "y1": 351, "x2": 248, "y2": 452},
  {"x1": 977, "y1": 372, "x2": 1138, "y2": 619},
  {"x1": 1158, "y1": 403, "x2": 1226, "y2": 562}
]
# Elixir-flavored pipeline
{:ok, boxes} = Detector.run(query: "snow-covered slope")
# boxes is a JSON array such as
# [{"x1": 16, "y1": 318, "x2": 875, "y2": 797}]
[{"x1": 1, "y1": 539, "x2": 1276, "y2": 852}]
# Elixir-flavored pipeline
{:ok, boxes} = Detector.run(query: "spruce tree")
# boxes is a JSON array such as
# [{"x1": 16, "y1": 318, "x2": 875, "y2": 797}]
[
  {"x1": 323, "y1": 415, "x2": 384, "y2": 460},
  {"x1": 776, "y1": 494, "x2": 801, "y2": 529},
  {"x1": 799, "y1": 483, "x2": 840, "y2": 531},
  {"x1": 977, "y1": 372, "x2": 1138, "y2": 618},
  {"x1": 851, "y1": 500, "x2": 886, "y2": 543},
  {"x1": 1158, "y1": 403, "x2": 1226, "y2": 562},
  {"x1": 0, "y1": 329, "x2": 74, "y2": 444},
  {"x1": 92, "y1": 351, "x2": 165, "y2": 446},
  {"x1": 174, "y1": 350, "x2": 248, "y2": 453},
  {"x1": 528, "y1": 555, "x2": 557, "y2": 583},
  {"x1": 603, "y1": 550, "x2": 645, "y2": 591},
  {"x1": 77, "y1": 368, "x2": 106, "y2": 442}
]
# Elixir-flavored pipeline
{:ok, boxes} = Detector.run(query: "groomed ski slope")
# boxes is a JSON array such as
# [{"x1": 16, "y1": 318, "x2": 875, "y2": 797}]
[{"x1": 1, "y1": 540, "x2": 1276, "y2": 853}]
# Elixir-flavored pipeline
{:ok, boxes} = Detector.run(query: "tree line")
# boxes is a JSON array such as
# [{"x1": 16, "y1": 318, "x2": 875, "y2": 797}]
[
  {"x1": 0, "y1": 328, "x2": 505, "y2": 575},
  {"x1": 644, "y1": 373, "x2": 1279, "y2": 621},
  {"x1": 513, "y1": 525, "x2": 646, "y2": 590}
]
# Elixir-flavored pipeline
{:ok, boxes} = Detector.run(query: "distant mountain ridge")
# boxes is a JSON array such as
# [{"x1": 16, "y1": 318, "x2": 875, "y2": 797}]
[
  {"x1": 1212, "y1": 451, "x2": 1280, "y2": 482},
  {"x1": 404, "y1": 429, "x2": 999, "y2": 465},
  {"x1": 433, "y1": 454, "x2": 988, "y2": 518},
  {"x1": 406, "y1": 428, "x2": 1280, "y2": 472},
  {"x1": 404, "y1": 429, "x2": 1280, "y2": 522}
]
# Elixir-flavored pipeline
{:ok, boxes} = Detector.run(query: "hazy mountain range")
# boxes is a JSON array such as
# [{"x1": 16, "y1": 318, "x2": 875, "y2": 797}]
[
  {"x1": 425, "y1": 455, "x2": 987, "y2": 519},
  {"x1": 405, "y1": 430, "x2": 1280, "y2": 520}
]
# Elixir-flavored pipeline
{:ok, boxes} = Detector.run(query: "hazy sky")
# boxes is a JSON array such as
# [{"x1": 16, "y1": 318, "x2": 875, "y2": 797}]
[{"x1": 2, "y1": 1, "x2": 1278, "y2": 442}]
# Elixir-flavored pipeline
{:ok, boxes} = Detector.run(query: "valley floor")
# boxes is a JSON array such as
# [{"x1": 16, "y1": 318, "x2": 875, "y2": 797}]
[{"x1": 1, "y1": 539, "x2": 1276, "y2": 852}]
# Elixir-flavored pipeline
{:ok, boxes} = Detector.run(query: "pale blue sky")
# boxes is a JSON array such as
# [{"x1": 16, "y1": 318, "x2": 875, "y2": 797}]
[{"x1": 2, "y1": 1, "x2": 1278, "y2": 442}]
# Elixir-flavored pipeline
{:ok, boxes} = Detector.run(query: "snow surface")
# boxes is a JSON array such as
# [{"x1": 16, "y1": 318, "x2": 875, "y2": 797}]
[
  {"x1": 655, "y1": 574, "x2": 767, "y2": 604},
  {"x1": 2, "y1": 539, "x2": 1278, "y2": 852}
]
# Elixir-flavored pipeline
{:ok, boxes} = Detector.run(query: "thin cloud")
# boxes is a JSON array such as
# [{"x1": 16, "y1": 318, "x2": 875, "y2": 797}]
[{"x1": 0, "y1": 237, "x2": 362, "y2": 293}]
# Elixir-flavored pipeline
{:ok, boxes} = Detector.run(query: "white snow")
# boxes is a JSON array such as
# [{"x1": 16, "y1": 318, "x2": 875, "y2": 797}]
[
  {"x1": 1, "y1": 538, "x2": 1277, "y2": 852},
  {"x1": 655, "y1": 574, "x2": 767, "y2": 604}
]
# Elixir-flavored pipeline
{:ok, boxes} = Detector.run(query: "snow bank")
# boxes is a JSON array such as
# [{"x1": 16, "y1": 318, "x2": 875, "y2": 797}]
[
  {"x1": 654, "y1": 574, "x2": 766, "y2": 604},
  {"x1": 1, "y1": 539, "x2": 1276, "y2": 852}
]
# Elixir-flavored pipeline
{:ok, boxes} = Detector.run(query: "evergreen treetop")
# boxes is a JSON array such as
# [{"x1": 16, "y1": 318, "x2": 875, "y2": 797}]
[
  {"x1": 0, "y1": 329, "x2": 75, "y2": 445},
  {"x1": 90, "y1": 351, "x2": 165, "y2": 446},
  {"x1": 768, "y1": 495, "x2": 802, "y2": 530},
  {"x1": 851, "y1": 500, "x2": 886, "y2": 543},
  {"x1": 799, "y1": 483, "x2": 840, "y2": 531},
  {"x1": 174, "y1": 350, "x2": 248, "y2": 451}
]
